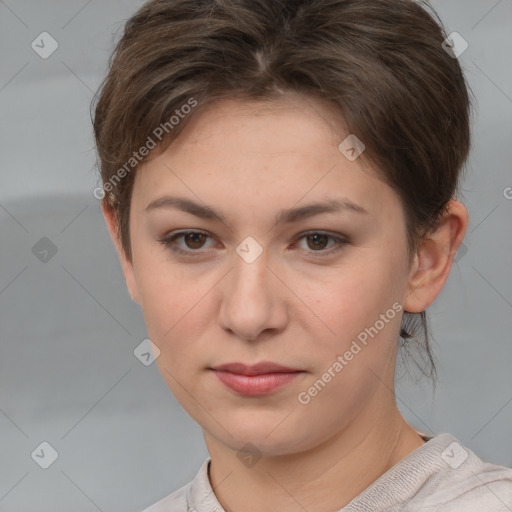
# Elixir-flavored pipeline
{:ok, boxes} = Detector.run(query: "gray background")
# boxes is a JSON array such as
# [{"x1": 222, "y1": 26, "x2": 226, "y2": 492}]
[{"x1": 1, "y1": 0, "x2": 511, "y2": 511}]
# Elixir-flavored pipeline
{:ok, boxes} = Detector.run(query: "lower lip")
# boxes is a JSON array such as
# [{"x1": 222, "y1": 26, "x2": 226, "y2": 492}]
[{"x1": 212, "y1": 370, "x2": 302, "y2": 396}]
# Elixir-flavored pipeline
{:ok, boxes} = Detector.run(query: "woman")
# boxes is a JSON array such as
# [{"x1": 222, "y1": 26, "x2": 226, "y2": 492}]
[{"x1": 92, "y1": 0, "x2": 512, "y2": 510}]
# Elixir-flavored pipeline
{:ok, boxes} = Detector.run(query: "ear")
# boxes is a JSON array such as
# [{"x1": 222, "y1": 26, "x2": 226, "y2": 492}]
[
  {"x1": 403, "y1": 199, "x2": 468, "y2": 313},
  {"x1": 101, "y1": 202, "x2": 142, "y2": 305}
]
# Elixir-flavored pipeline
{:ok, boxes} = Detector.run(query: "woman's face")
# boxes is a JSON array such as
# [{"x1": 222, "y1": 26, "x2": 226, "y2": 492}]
[{"x1": 121, "y1": 94, "x2": 417, "y2": 456}]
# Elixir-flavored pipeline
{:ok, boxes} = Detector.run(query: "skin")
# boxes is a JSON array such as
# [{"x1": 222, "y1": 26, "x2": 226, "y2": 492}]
[{"x1": 102, "y1": 92, "x2": 468, "y2": 511}]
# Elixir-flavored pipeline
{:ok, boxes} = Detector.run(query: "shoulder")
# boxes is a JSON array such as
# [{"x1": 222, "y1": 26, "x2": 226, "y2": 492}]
[
  {"x1": 138, "y1": 458, "x2": 213, "y2": 512},
  {"x1": 343, "y1": 433, "x2": 512, "y2": 512},
  {"x1": 139, "y1": 482, "x2": 188, "y2": 512},
  {"x1": 409, "y1": 434, "x2": 512, "y2": 511}
]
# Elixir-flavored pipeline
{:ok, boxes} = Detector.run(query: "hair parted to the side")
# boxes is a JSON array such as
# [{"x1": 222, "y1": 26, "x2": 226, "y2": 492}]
[{"x1": 92, "y1": 0, "x2": 473, "y2": 383}]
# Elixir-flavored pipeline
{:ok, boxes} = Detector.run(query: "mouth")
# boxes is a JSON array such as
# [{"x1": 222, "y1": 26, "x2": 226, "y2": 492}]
[
  {"x1": 211, "y1": 361, "x2": 302, "y2": 375},
  {"x1": 209, "y1": 361, "x2": 304, "y2": 396}
]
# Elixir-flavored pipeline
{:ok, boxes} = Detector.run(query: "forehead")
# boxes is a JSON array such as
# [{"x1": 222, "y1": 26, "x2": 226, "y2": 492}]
[
  {"x1": 132, "y1": 95, "x2": 401, "y2": 225},
  {"x1": 164, "y1": 93, "x2": 349, "y2": 153}
]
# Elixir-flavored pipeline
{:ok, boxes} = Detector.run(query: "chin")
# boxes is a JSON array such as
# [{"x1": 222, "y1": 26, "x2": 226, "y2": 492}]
[{"x1": 204, "y1": 413, "x2": 319, "y2": 456}]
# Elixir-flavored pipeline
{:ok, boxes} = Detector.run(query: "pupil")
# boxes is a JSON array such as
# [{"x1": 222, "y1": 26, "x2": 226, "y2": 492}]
[
  {"x1": 186, "y1": 233, "x2": 205, "y2": 248},
  {"x1": 308, "y1": 234, "x2": 327, "y2": 250}
]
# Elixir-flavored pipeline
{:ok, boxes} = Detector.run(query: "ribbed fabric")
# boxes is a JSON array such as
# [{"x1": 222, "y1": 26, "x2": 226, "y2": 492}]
[{"x1": 141, "y1": 433, "x2": 512, "y2": 511}]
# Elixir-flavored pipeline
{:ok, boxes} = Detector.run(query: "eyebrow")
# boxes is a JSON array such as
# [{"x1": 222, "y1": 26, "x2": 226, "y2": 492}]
[{"x1": 145, "y1": 195, "x2": 369, "y2": 226}]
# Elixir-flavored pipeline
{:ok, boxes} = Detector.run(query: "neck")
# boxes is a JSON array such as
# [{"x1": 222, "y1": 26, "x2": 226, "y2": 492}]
[{"x1": 204, "y1": 402, "x2": 425, "y2": 512}]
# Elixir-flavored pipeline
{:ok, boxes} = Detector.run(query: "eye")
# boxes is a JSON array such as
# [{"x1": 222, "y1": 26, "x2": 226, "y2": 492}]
[
  {"x1": 292, "y1": 231, "x2": 349, "y2": 256},
  {"x1": 157, "y1": 230, "x2": 349, "y2": 257},
  {"x1": 158, "y1": 230, "x2": 214, "y2": 256}
]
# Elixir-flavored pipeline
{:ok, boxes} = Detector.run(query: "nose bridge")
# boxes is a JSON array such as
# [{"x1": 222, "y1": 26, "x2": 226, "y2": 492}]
[
  {"x1": 230, "y1": 236, "x2": 272, "y2": 303},
  {"x1": 218, "y1": 236, "x2": 286, "y2": 340}
]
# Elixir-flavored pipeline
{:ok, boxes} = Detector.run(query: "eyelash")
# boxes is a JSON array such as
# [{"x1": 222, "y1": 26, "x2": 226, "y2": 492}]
[{"x1": 157, "y1": 230, "x2": 349, "y2": 258}]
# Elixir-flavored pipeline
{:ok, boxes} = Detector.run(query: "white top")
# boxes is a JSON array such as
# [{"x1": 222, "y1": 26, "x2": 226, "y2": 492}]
[{"x1": 141, "y1": 433, "x2": 512, "y2": 511}]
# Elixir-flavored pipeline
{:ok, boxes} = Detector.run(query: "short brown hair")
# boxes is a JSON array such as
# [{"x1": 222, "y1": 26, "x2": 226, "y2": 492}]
[{"x1": 92, "y1": 0, "x2": 473, "y2": 380}]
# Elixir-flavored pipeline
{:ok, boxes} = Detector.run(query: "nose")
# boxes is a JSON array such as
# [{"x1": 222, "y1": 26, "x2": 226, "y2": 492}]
[{"x1": 218, "y1": 248, "x2": 288, "y2": 342}]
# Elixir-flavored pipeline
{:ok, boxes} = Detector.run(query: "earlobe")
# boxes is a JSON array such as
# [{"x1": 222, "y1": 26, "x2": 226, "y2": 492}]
[
  {"x1": 403, "y1": 200, "x2": 468, "y2": 314},
  {"x1": 101, "y1": 202, "x2": 142, "y2": 305}
]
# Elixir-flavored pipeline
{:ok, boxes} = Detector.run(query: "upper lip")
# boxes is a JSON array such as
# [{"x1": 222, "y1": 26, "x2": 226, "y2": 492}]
[{"x1": 211, "y1": 362, "x2": 302, "y2": 375}]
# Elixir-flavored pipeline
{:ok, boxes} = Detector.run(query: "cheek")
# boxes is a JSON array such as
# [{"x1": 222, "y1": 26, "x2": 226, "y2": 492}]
[
  {"x1": 138, "y1": 271, "x2": 221, "y2": 423},
  {"x1": 139, "y1": 271, "x2": 211, "y2": 408},
  {"x1": 133, "y1": 251, "x2": 189, "y2": 340},
  {"x1": 310, "y1": 259, "x2": 400, "y2": 328},
  {"x1": 298, "y1": 255, "x2": 405, "y2": 368},
  {"x1": 142, "y1": 284, "x2": 200, "y2": 347}
]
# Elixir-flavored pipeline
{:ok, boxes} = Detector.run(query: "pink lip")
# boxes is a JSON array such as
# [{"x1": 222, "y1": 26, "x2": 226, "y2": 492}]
[
  {"x1": 210, "y1": 362, "x2": 303, "y2": 396},
  {"x1": 212, "y1": 362, "x2": 301, "y2": 375}
]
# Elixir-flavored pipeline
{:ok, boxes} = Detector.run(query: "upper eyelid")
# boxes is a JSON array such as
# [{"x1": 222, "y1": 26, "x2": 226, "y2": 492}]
[{"x1": 164, "y1": 228, "x2": 347, "y2": 240}]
